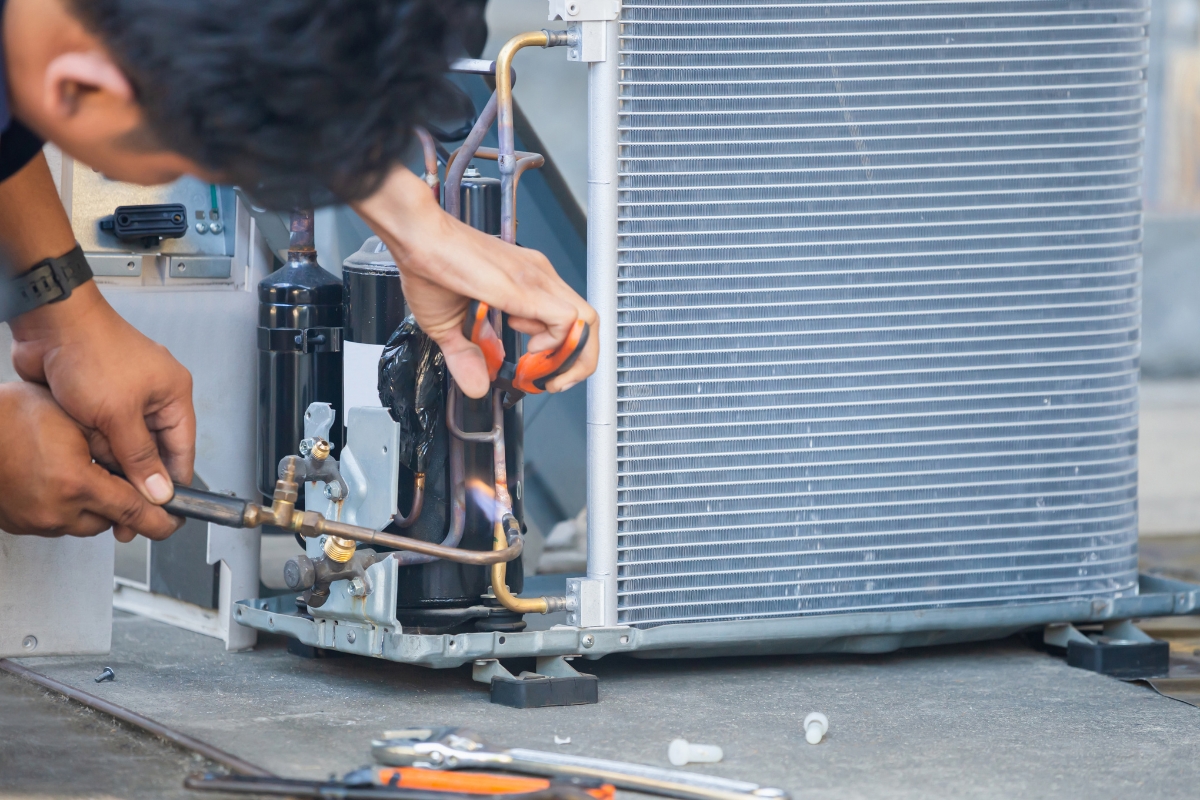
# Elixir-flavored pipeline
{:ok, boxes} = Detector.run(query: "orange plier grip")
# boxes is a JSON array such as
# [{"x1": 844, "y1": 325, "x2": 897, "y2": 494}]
[
  {"x1": 463, "y1": 301, "x2": 590, "y2": 396},
  {"x1": 511, "y1": 317, "x2": 589, "y2": 395},
  {"x1": 374, "y1": 767, "x2": 615, "y2": 800},
  {"x1": 462, "y1": 299, "x2": 505, "y2": 382}
]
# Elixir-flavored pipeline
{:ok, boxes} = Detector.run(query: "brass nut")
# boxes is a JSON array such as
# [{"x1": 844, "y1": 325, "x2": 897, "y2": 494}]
[
  {"x1": 273, "y1": 479, "x2": 298, "y2": 504},
  {"x1": 323, "y1": 536, "x2": 357, "y2": 563},
  {"x1": 311, "y1": 439, "x2": 331, "y2": 461}
]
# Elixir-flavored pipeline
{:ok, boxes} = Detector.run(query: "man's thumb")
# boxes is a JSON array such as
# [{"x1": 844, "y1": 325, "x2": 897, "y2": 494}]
[{"x1": 105, "y1": 413, "x2": 173, "y2": 504}]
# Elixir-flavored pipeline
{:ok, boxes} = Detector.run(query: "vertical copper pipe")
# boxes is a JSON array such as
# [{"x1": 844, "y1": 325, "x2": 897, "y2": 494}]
[
  {"x1": 495, "y1": 32, "x2": 549, "y2": 244},
  {"x1": 414, "y1": 126, "x2": 440, "y2": 202}
]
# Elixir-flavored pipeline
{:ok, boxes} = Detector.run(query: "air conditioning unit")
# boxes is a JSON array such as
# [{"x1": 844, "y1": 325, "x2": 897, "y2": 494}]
[{"x1": 238, "y1": 0, "x2": 1200, "y2": 673}]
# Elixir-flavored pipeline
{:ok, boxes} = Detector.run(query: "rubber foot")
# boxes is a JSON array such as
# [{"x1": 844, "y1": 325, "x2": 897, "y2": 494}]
[
  {"x1": 1066, "y1": 638, "x2": 1169, "y2": 679},
  {"x1": 490, "y1": 673, "x2": 599, "y2": 708}
]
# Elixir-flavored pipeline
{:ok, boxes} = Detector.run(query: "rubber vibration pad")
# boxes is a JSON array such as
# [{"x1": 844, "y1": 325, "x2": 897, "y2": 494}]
[
  {"x1": 490, "y1": 673, "x2": 599, "y2": 708},
  {"x1": 1066, "y1": 638, "x2": 1170, "y2": 679}
]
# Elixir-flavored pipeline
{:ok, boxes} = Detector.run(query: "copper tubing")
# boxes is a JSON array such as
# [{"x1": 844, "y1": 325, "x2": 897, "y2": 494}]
[
  {"x1": 491, "y1": 528, "x2": 565, "y2": 614},
  {"x1": 392, "y1": 473, "x2": 426, "y2": 528},
  {"x1": 391, "y1": 384, "x2": 469, "y2": 566},
  {"x1": 444, "y1": 91, "x2": 498, "y2": 220},
  {"x1": 243, "y1": 458, "x2": 520, "y2": 567},
  {"x1": 495, "y1": 31, "x2": 551, "y2": 244},
  {"x1": 445, "y1": 146, "x2": 545, "y2": 212},
  {"x1": 311, "y1": 516, "x2": 521, "y2": 565},
  {"x1": 446, "y1": 384, "x2": 501, "y2": 444},
  {"x1": 414, "y1": 126, "x2": 440, "y2": 202},
  {"x1": 448, "y1": 383, "x2": 566, "y2": 614}
]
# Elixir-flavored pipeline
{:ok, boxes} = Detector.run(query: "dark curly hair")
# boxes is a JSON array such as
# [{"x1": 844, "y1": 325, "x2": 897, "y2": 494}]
[{"x1": 68, "y1": 0, "x2": 483, "y2": 209}]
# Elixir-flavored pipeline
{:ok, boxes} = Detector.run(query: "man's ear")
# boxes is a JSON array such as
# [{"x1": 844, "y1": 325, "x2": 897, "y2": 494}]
[{"x1": 43, "y1": 51, "x2": 133, "y2": 119}]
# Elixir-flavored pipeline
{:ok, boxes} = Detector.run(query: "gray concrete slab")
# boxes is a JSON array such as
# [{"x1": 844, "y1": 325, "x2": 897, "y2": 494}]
[
  {"x1": 9, "y1": 610, "x2": 1200, "y2": 800},
  {"x1": 0, "y1": 668, "x2": 247, "y2": 800}
]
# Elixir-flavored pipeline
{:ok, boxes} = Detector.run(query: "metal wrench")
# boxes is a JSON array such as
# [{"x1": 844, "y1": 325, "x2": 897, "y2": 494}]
[{"x1": 371, "y1": 728, "x2": 790, "y2": 800}]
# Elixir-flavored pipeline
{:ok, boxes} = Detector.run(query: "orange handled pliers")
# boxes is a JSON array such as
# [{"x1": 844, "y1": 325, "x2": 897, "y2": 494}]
[{"x1": 462, "y1": 299, "x2": 590, "y2": 404}]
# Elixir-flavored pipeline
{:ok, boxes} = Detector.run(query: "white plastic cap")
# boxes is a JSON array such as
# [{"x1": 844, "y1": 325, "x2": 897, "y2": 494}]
[
  {"x1": 804, "y1": 712, "x2": 829, "y2": 745},
  {"x1": 668, "y1": 738, "x2": 724, "y2": 766}
]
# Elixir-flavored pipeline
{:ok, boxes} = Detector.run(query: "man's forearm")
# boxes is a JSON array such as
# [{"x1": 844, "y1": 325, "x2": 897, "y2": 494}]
[{"x1": 0, "y1": 149, "x2": 77, "y2": 272}]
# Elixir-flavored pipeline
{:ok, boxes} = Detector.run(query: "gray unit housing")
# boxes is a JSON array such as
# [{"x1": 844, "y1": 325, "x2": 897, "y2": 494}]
[
  {"x1": 613, "y1": 0, "x2": 1145, "y2": 628},
  {"x1": 238, "y1": 0, "x2": 1187, "y2": 664}
]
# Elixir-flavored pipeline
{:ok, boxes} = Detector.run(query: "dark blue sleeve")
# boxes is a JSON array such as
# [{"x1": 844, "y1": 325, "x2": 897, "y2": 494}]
[{"x1": 0, "y1": 120, "x2": 45, "y2": 183}]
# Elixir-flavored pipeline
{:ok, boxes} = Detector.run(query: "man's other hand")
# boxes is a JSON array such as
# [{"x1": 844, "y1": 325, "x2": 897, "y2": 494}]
[
  {"x1": 8, "y1": 281, "x2": 196, "y2": 512},
  {"x1": 0, "y1": 383, "x2": 182, "y2": 541},
  {"x1": 354, "y1": 167, "x2": 599, "y2": 399}
]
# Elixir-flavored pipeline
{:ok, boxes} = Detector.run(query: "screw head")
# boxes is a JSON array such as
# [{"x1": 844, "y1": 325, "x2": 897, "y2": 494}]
[
  {"x1": 348, "y1": 577, "x2": 368, "y2": 597},
  {"x1": 581, "y1": 634, "x2": 595, "y2": 648},
  {"x1": 209, "y1": 221, "x2": 224, "y2": 234},
  {"x1": 323, "y1": 483, "x2": 343, "y2": 500},
  {"x1": 346, "y1": 630, "x2": 356, "y2": 644},
  {"x1": 298, "y1": 438, "x2": 314, "y2": 457},
  {"x1": 21, "y1": 635, "x2": 37, "y2": 651},
  {"x1": 195, "y1": 222, "x2": 208, "y2": 234}
]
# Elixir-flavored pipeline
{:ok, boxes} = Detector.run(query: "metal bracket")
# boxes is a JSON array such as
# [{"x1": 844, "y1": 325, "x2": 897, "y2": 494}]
[
  {"x1": 473, "y1": 658, "x2": 516, "y2": 684},
  {"x1": 1102, "y1": 619, "x2": 1156, "y2": 643},
  {"x1": 548, "y1": 0, "x2": 619, "y2": 21},
  {"x1": 535, "y1": 655, "x2": 584, "y2": 678},
  {"x1": 1044, "y1": 622, "x2": 1091, "y2": 648},
  {"x1": 549, "y1": 0, "x2": 617, "y2": 62},
  {"x1": 566, "y1": 578, "x2": 606, "y2": 627}
]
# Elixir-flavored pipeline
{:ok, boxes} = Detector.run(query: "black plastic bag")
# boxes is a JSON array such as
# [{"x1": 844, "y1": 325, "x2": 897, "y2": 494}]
[{"x1": 378, "y1": 315, "x2": 445, "y2": 473}]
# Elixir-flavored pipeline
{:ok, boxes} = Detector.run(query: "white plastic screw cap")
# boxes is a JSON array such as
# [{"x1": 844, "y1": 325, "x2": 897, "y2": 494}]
[
  {"x1": 668, "y1": 738, "x2": 723, "y2": 766},
  {"x1": 804, "y1": 712, "x2": 828, "y2": 745}
]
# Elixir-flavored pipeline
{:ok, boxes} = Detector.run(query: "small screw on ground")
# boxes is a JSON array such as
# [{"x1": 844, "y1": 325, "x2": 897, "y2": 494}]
[{"x1": 95, "y1": 667, "x2": 115, "y2": 684}]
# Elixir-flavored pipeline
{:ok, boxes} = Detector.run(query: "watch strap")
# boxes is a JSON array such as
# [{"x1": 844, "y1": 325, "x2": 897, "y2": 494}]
[{"x1": 2, "y1": 245, "x2": 93, "y2": 322}]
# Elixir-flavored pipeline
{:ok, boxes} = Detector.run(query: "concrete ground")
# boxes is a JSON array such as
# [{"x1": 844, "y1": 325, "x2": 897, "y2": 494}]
[{"x1": 4, "y1": 608, "x2": 1200, "y2": 800}]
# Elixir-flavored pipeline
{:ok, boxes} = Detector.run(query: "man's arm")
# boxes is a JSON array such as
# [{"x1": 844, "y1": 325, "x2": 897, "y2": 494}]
[
  {"x1": 1, "y1": 150, "x2": 191, "y2": 541},
  {"x1": 353, "y1": 166, "x2": 599, "y2": 399}
]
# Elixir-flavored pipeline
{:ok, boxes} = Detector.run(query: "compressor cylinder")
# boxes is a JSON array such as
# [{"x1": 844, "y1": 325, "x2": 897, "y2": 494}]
[
  {"x1": 342, "y1": 236, "x2": 406, "y2": 417},
  {"x1": 256, "y1": 210, "x2": 343, "y2": 502}
]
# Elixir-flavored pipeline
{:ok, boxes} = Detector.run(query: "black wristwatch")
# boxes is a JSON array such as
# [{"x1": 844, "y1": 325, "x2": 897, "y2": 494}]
[{"x1": 1, "y1": 245, "x2": 93, "y2": 322}]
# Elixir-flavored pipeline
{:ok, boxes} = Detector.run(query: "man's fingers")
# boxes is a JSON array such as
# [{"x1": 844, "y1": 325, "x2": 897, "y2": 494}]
[
  {"x1": 112, "y1": 525, "x2": 138, "y2": 543},
  {"x1": 100, "y1": 408, "x2": 174, "y2": 504},
  {"x1": 543, "y1": 317, "x2": 600, "y2": 393},
  {"x1": 83, "y1": 465, "x2": 182, "y2": 540},
  {"x1": 148, "y1": 400, "x2": 197, "y2": 486}
]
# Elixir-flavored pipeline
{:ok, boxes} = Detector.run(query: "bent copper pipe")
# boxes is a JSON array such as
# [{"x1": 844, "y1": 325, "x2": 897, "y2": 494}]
[
  {"x1": 495, "y1": 31, "x2": 565, "y2": 244},
  {"x1": 392, "y1": 473, "x2": 425, "y2": 529},
  {"x1": 444, "y1": 92, "x2": 498, "y2": 220},
  {"x1": 391, "y1": 384, "x2": 469, "y2": 566}
]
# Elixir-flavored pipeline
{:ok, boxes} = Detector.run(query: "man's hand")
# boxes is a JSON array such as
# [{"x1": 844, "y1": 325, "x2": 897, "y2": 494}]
[
  {"x1": 8, "y1": 281, "x2": 196, "y2": 527},
  {"x1": 0, "y1": 382, "x2": 182, "y2": 541},
  {"x1": 0, "y1": 149, "x2": 195, "y2": 537},
  {"x1": 353, "y1": 166, "x2": 598, "y2": 399}
]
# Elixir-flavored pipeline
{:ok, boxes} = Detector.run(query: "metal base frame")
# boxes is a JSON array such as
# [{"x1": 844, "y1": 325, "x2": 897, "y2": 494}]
[{"x1": 235, "y1": 573, "x2": 1200, "y2": 669}]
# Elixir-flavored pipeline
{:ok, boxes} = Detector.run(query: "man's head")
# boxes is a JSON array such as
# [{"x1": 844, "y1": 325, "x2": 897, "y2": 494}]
[{"x1": 4, "y1": 0, "x2": 480, "y2": 207}]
